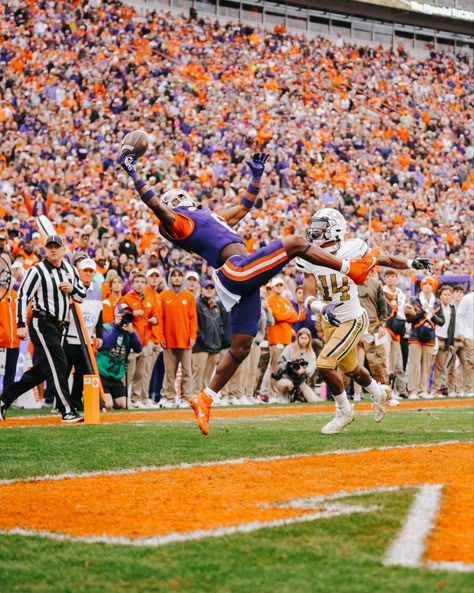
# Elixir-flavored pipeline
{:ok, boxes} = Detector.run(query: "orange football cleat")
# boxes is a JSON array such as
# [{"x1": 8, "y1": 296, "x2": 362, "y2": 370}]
[
  {"x1": 189, "y1": 390, "x2": 213, "y2": 435},
  {"x1": 347, "y1": 248, "x2": 379, "y2": 285}
]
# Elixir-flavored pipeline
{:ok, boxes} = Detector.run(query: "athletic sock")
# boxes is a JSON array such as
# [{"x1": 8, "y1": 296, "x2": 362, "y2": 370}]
[
  {"x1": 333, "y1": 391, "x2": 352, "y2": 413},
  {"x1": 204, "y1": 387, "x2": 218, "y2": 401},
  {"x1": 365, "y1": 379, "x2": 381, "y2": 398}
]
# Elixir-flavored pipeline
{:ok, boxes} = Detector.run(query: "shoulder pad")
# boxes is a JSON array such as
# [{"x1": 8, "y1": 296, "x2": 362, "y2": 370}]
[{"x1": 338, "y1": 239, "x2": 368, "y2": 260}]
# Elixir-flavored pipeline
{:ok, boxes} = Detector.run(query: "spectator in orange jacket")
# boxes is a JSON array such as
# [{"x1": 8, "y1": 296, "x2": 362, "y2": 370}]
[
  {"x1": 102, "y1": 275, "x2": 125, "y2": 324},
  {"x1": 144, "y1": 268, "x2": 164, "y2": 397},
  {"x1": 119, "y1": 271, "x2": 160, "y2": 408},
  {"x1": 15, "y1": 241, "x2": 40, "y2": 270},
  {"x1": 267, "y1": 276, "x2": 300, "y2": 400},
  {"x1": 159, "y1": 268, "x2": 197, "y2": 407},
  {"x1": 0, "y1": 259, "x2": 20, "y2": 389}
]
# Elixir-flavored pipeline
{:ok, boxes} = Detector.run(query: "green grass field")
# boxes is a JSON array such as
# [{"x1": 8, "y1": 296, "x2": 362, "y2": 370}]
[{"x1": 0, "y1": 404, "x2": 473, "y2": 593}]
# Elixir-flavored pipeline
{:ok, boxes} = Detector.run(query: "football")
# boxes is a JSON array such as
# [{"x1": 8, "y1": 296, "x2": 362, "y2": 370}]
[{"x1": 121, "y1": 129, "x2": 148, "y2": 158}]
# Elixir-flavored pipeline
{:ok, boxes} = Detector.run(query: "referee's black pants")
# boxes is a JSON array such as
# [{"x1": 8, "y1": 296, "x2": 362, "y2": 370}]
[
  {"x1": 2, "y1": 316, "x2": 76, "y2": 417},
  {"x1": 65, "y1": 343, "x2": 90, "y2": 411}
]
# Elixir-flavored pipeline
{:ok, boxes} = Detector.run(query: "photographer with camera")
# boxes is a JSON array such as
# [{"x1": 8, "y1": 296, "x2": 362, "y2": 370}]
[
  {"x1": 272, "y1": 328, "x2": 318, "y2": 403},
  {"x1": 96, "y1": 304, "x2": 142, "y2": 410}
]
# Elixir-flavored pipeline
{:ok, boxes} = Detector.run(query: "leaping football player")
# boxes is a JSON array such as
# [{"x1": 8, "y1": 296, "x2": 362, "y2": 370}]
[
  {"x1": 118, "y1": 148, "x2": 378, "y2": 436},
  {"x1": 299, "y1": 208, "x2": 432, "y2": 434}
]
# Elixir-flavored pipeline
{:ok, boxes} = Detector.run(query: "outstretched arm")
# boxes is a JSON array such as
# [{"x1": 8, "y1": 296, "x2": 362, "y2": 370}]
[
  {"x1": 118, "y1": 154, "x2": 176, "y2": 228},
  {"x1": 378, "y1": 253, "x2": 432, "y2": 273},
  {"x1": 221, "y1": 153, "x2": 269, "y2": 227}
]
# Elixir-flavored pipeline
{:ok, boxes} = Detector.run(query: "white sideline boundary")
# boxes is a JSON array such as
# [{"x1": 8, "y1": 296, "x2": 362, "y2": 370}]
[{"x1": 2, "y1": 401, "x2": 472, "y2": 430}]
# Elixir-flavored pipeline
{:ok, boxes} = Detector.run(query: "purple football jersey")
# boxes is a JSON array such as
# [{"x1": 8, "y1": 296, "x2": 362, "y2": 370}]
[{"x1": 159, "y1": 207, "x2": 244, "y2": 268}]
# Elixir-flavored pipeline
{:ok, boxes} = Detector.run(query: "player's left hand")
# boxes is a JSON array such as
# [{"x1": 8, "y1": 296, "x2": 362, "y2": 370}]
[
  {"x1": 118, "y1": 152, "x2": 137, "y2": 177},
  {"x1": 246, "y1": 153, "x2": 270, "y2": 180},
  {"x1": 321, "y1": 302, "x2": 343, "y2": 327},
  {"x1": 411, "y1": 258, "x2": 432, "y2": 273}
]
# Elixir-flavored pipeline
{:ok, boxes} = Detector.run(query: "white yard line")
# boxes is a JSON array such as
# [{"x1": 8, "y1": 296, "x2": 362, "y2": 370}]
[
  {"x1": 384, "y1": 484, "x2": 443, "y2": 568},
  {"x1": 0, "y1": 503, "x2": 377, "y2": 548},
  {"x1": 0, "y1": 440, "x2": 468, "y2": 485}
]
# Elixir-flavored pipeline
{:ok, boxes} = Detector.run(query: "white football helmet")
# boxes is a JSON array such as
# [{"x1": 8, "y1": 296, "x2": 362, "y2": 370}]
[
  {"x1": 160, "y1": 188, "x2": 195, "y2": 209},
  {"x1": 305, "y1": 208, "x2": 347, "y2": 251}
]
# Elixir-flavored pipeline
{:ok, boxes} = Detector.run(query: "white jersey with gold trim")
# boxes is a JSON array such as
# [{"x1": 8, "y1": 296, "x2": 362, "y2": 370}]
[{"x1": 297, "y1": 239, "x2": 368, "y2": 323}]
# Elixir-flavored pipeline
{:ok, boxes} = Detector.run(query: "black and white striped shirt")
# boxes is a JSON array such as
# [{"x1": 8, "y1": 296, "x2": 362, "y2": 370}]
[{"x1": 17, "y1": 258, "x2": 86, "y2": 328}]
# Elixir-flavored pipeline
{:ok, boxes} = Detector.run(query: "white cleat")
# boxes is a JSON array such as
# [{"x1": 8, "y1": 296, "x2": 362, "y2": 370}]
[
  {"x1": 321, "y1": 407, "x2": 354, "y2": 435},
  {"x1": 372, "y1": 383, "x2": 389, "y2": 423}
]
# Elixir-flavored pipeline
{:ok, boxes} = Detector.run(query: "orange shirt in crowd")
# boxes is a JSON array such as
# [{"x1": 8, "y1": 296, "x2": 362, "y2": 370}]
[
  {"x1": 15, "y1": 250, "x2": 40, "y2": 270},
  {"x1": 102, "y1": 294, "x2": 121, "y2": 325},
  {"x1": 101, "y1": 282, "x2": 112, "y2": 300},
  {"x1": 267, "y1": 294, "x2": 298, "y2": 346},
  {"x1": 118, "y1": 289, "x2": 161, "y2": 346},
  {"x1": 160, "y1": 288, "x2": 197, "y2": 349},
  {"x1": 144, "y1": 286, "x2": 163, "y2": 345},
  {"x1": 140, "y1": 231, "x2": 156, "y2": 252},
  {"x1": 0, "y1": 289, "x2": 20, "y2": 349},
  {"x1": 243, "y1": 236, "x2": 258, "y2": 253}
]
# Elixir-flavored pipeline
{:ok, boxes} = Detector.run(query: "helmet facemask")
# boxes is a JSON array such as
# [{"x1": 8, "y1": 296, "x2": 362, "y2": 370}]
[
  {"x1": 160, "y1": 189, "x2": 195, "y2": 209},
  {"x1": 305, "y1": 211, "x2": 346, "y2": 252}
]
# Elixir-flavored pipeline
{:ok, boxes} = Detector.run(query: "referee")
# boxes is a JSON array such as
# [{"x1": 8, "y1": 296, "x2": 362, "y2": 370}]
[{"x1": 0, "y1": 235, "x2": 86, "y2": 423}]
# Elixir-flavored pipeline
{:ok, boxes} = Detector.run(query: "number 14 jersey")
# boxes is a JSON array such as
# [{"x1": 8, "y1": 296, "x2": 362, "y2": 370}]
[{"x1": 297, "y1": 238, "x2": 368, "y2": 323}]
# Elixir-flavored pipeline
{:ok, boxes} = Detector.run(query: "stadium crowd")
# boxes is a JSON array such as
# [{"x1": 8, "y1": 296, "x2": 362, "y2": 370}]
[{"x1": 0, "y1": 0, "x2": 472, "y2": 407}]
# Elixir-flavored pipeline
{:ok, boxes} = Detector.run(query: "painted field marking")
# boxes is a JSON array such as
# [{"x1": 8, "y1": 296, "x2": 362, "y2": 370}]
[
  {"x1": 0, "y1": 442, "x2": 472, "y2": 572},
  {"x1": 1, "y1": 398, "x2": 472, "y2": 428},
  {"x1": 385, "y1": 484, "x2": 443, "y2": 568}
]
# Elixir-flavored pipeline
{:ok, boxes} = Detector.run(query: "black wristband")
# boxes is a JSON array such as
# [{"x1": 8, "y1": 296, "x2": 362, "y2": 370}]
[{"x1": 246, "y1": 183, "x2": 260, "y2": 196}]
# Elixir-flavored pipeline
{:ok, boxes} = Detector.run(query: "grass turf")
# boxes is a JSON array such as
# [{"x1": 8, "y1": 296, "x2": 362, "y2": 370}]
[{"x1": 0, "y1": 406, "x2": 472, "y2": 593}]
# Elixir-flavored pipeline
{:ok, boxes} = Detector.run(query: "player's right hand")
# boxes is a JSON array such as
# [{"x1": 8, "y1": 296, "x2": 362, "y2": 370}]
[
  {"x1": 246, "y1": 153, "x2": 270, "y2": 180},
  {"x1": 321, "y1": 302, "x2": 343, "y2": 327},
  {"x1": 118, "y1": 152, "x2": 137, "y2": 177}
]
